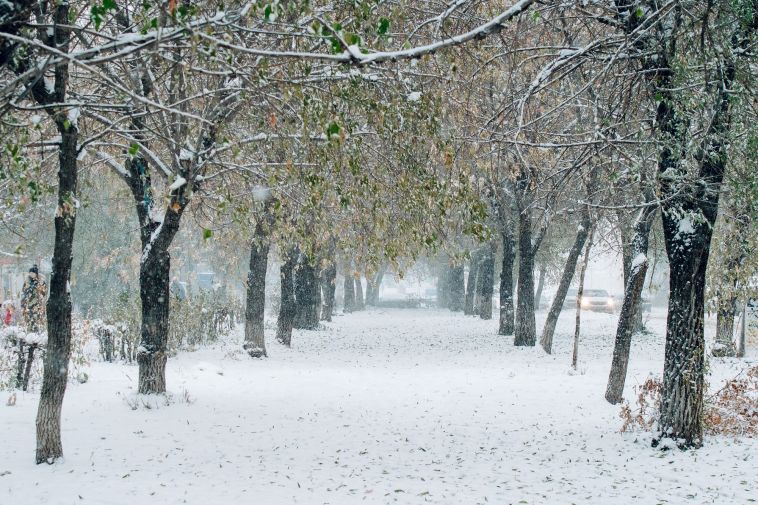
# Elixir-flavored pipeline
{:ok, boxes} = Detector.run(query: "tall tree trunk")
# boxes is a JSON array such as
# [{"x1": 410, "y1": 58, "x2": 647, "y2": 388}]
[
  {"x1": 540, "y1": 219, "x2": 591, "y2": 353},
  {"x1": 448, "y1": 264, "x2": 465, "y2": 312},
  {"x1": 36, "y1": 115, "x2": 78, "y2": 464},
  {"x1": 713, "y1": 295, "x2": 737, "y2": 357},
  {"x1": 437, "y1": 264, "x2": 450, "y2": 309},
  {"x1": 137, "y1": 246, "x2": 171, "y2": 394},
  {"x1": 514, "y1": 204, "x2": 536, "y2": 346},
  {"x1": 294, "y1": 254, "x2": 321, "y2": 329},
  {"x1": 606, "y1": 206, "x2": 657, "y2": 403},
  {"x1": 32, "y1": 1, "x2": 78, "y2": 465},
  {"x1": 243, "y1": 217, "x2": 270, "y2": 358},
  {"x1": 276, "y1": 249, "x2": 297, "y2": 346},
  {"x1": 321, "y1": 260, "x2": 337, "y2": 321},
  {"x1": 354, "y1": 277, "x2": 365, "y2": 311},
  {"x1": 364, "y1": 274, "x2": 374, "y2": 308},
  {"x1": 534, "y1": 263, "x2": 546, "y2": 310},
  {"x1": 572, "y1": 228, "x2": 594, "y2": 370},
  {"x1": 366, "y1": 265, "x2": 386, "y2": 305},
  {"x1": 464, "y1": 251, "x2": 480, "y2": 315},
  {"x1": 342, "y1": 258, "x2": 355, "y2": 313},
  {"x1": 499, "y1": 228, "x2": 516, "y2": 335},
  {"x1": 477, "y1": 244, "x2": 495, "y2": 320},
  {"x1": 654, "y1": 55, "x2": 734, "y2": 449}
]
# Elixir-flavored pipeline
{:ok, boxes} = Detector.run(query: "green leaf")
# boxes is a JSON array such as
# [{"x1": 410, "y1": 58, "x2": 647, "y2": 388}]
[
  {"x1": 128, "y1": 143, "x2": 140, "y2": 156},
  {"x1": 326, "y1": 121, "x2": 340, "y2": 139},
  {"x1": 202, "y1": 228, "x2": 213, "y2": 240},
  {"x1": 377, "y1": 17, "x2": 390, "y2": 35}
]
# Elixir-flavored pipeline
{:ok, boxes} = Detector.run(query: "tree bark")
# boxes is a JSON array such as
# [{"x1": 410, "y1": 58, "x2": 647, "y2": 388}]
[
  {"x1": 477, "y1": 243, "x2": 495, "y2": 320},
  {"x1": 294, "y1": 254, "x2": 321, "y2": 329},
  {"x1": 22, "y1": 344, "x2": 37, "y2": 391},
  {"x1": 713, "y1": 296, "x2": 737, "y2": 357},
  {"x1": 354, "y1": 277, "x2": 365, "y2": 311},
  {"x1": 464, "y1": 251, "x2": 480, "y2": 315},
  {"x1": 606, "y1": 206, "x2": 657, "y2": 403},
  {"x1": 534, "y1": 263, "x2": 546, "y2": 310},
  {"x1": 137, "y1": 247, "x2": 171, "y2": 394},
  {"x1": 540, "y1": 218, "x2": 591, "y2": 353},
  {"x1": 342, "y1": 258, "x2": 355, "y2": 313},
  {"x1": 572, "y1": 228, "x2": 594, "y2": 370},
  {"x1": 499, "y1": 228, "x2": 516, "y2": 335},
  {"x1": 28, "y1": 1, "x2": 78, "y2": 465},
  {"x1": 276, "y1": 249, "x2": 297, "y2": 346},
  {"x1": 243, "y1": 215, "x2": 270, "y2": 358},
  {"x1": 514, "y1": 203, "x2": 536, "y2": 346},
  {"x1": 365, "y1": 265, "x2": 386, "y2": 306},
  {"x1": 448, "y1": 264, "x2": 465, "y2": 312},
  {"x1": 36, "y1": 114, "x2": 78, "y2": 464},
  {"x1": 437, "y1": 264, "x2": 450, "y2": 309},
  {"x1": 321, "y1": 260, "x2": 337, "y2": 321}
]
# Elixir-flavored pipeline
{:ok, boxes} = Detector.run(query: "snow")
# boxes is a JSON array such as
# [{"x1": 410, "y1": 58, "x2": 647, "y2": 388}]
[
  {"x1": 1, "y1": 308, "x2": 755, "y2": 504},
  {"x1": 168, "y1": 176, "x2": 187, "y2": 191},
  {"x1": 67, "y1": 107, "x2": 80, "y2": 127},
  {"x1": 631, "y1": 252, "x2": 647, "y2": 269},
  {"x1": 677, "y1": 215, "x2": 695, "y2": 235},
  {"x1": 407, "y1": 91, "x2": 422, "y2": 102},
  {"x1": 179, "y1": 148, "x2": 193, "y2": 161}
]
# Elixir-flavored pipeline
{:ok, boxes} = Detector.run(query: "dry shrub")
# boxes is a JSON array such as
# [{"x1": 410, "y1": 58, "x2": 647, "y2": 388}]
[
  {"x1": 620, "y1": 376, "x2": 662, "y2": 433},
  {"x1": 620, "y1": 366, "x2": 758, "y2": 437},
  {"x1": 703, "y1": 365, "x2": 758, "y2": 437}
]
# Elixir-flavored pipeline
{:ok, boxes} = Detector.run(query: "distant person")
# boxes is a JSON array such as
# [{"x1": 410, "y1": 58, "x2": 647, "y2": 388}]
[
  {"x1": 170, "y1": 277, "x2": 187, "y2": 301},
  {"x1": 21, "y1": 264, "x2": 47, "y2": 332},
  {"x1": 3, "y1": 301, "x2": 15, "y2": 326}
]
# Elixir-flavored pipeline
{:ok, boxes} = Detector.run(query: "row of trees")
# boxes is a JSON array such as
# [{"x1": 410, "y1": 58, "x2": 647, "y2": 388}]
[{"x1": 0, "y1": 0, "x2": 755, "y2": 463}]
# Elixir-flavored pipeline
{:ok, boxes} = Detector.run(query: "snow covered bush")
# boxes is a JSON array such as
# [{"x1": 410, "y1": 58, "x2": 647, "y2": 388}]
[
  {"x1": 0, "y1": 323, "x2": 91, "y2": 391},
  {"x1": 621, "y1": 366, "x2": 758, "y2": 438}
]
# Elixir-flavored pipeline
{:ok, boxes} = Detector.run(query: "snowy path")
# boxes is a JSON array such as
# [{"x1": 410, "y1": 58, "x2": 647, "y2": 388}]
[{"x1": 1, "y1": 308, "x2": 755, "y2": 504}]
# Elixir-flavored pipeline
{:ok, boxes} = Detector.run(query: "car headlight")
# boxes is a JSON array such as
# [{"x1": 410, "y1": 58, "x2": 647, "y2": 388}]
[
  {"x1": 607, "y1": 298, "x2": 614, "y2": 307},
  {"x1": 580, "y1": 298, "x2": 590, "y2": 308}
]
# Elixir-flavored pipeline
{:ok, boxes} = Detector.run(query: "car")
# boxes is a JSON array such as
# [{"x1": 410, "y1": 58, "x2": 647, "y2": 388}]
[{"x1": 578, "y1": 289, "x2": 616, "y2": 313}]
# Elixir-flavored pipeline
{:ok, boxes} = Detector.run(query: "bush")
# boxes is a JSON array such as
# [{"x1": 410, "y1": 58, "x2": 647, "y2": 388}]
[{"x1": 620, "y1": 366, "x2": 758, "y2": 437}]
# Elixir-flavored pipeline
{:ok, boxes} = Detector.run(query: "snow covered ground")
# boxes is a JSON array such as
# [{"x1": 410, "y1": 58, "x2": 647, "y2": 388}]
[{"x1": 1, "y1": 308, "x2": 756, "y2": 504}]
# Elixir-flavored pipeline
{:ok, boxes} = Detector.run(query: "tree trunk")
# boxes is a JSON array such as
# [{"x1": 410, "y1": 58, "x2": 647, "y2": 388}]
[
  {"x1": 606, "y1": 207, "x2": 657, "y2": 403},
  {"x1": 276, "y1": 250, "x2": 297, "y2": 346},
  {"x1": 477, "y1": 244, "x2": 495, "y2": 320},
  {"x1": 294, "y1": 255, "x2": 321, "y2": 329},
  {"x1": 15, "y1": 339, "x2": 26, "y2": 389},
  {"x1": 514, "y1": 205, "x2": 536, "y2": 346},
  {"x1": 33, "y1": 2, "x2": 79, "y2": 465},
  {"x1": 540, "y1": 220, "x2": 591, "y2": 353},
  {"x1": 366, "y1": 265, "x2": 386, "y2": 306},
  {"x1": 464, "y1": 251, "x2": 480, "y2": 316},
  {"x1": 22, "y1": 344, "x2": 37, "y2": 391},
  {"x1": 342, "y1": 258, "x2": 355, "y2": 313},
  {"x1": 449, "y1": 265, "x2": 465, "y2": 312},
  {"x1": 437, "y1": 265, "x2": 450, "y2": 309},
  {"x1": 534, "y1": 263, "x2": 546, "y2": 310},
  {"x1": 713, "y1": 292, "x2": 738, "y2": 358},
  {"x1": 243, "y1": 219, "x2": 270, "y2": 358},
  {"x1": 354, "y1": 277, "x2": 365, "y2": 311},
  {"x1": 572, "y1": 229, "x2": 594, "y2": 370},
  {"x1": 36, "y1": 113, "x2": 78, "y2": 464},
  {"x1": 321, "y1": 260, "x2": 337, "y2": 321},
  {"x1": 499, "y1": 229, "x2": 516, "y2": 335},
  {"x1": 736, "y1": 302, "x2": 747, "y2": 358},
  {"x1": 137, "y1": 247, "x2": 171, "y2": 394}
]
